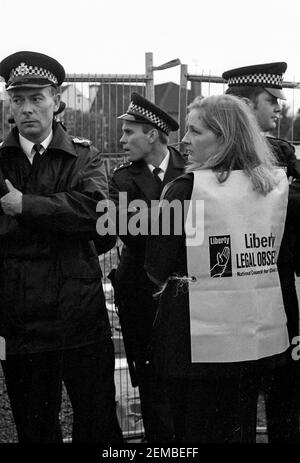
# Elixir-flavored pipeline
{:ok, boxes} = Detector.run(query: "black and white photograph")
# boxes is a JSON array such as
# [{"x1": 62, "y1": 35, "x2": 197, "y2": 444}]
[{"x1": 0, "y1": 0, "x2": 300, "y2": 454}]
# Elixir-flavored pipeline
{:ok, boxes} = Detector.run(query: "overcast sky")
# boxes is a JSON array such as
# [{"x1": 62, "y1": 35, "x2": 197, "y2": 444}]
[{"x1": 2, "y1": 0, "x2": 300, "y2": 110}]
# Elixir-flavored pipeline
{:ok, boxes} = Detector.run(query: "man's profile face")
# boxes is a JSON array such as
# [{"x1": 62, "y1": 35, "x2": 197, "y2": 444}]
[
  {"x1": 120, "y1": 120, "x2": 152, "y2": 161},
  {"x1": 9, "y1": 86, "x2": 60, "y2": 142},
  {"x1": 251, "y1": 90, "x2": 280, "y2": 132}
]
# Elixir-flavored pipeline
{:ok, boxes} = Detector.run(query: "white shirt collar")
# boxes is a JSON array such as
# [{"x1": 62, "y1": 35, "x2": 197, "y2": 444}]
[
  {"x1": 19, "y1": 131, "x2": 53, "y2": 163},
  {"x1": 148, "y1": 150, "x2": 170, "y2": 180}
]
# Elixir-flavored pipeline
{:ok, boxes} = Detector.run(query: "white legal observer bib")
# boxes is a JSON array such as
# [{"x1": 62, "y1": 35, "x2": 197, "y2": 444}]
[{"x1": 185, "y1": 169, "x2": 289, "y2": 363}]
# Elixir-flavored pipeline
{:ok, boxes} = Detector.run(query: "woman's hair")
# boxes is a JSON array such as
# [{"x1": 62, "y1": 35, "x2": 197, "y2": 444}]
[{"x1": 185, "y1": 94, "x2": 278, "y2": 195}]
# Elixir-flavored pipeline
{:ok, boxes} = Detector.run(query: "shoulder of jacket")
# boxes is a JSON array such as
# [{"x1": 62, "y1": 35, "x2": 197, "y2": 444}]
[
  {"x1": 113, "y1": 161, "x2": 132, "y2": 173},
  {"x1": 162, "y1": 173, "x2": 193, "y2": 200},
  {"x1": 267, "y1": 136, "x2": 295, "y2": 156},
  {"x1": 174, "y1": 172, "x2": 194, "y2": 181},
  {"x1": 267, "y1": 136, "x2": 294, "y2": 148},
  {"x1": 167, "y1": 172, "x2": 193, "y2": 189},
  {"x1": 72, "y1": 136, "x2": 92, "y2": 147}
]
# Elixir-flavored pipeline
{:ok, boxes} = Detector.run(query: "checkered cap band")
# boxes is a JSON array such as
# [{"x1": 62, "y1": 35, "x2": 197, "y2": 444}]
[
  {"x1": 228, "y1": 72, "x2": 283, "y2": 88},
  {"x1": 128, "y1": 102, "x2": 169, "y2": 133},
  {"x1": 8, "y1": 62, "x2": 58, "y2": 85}
]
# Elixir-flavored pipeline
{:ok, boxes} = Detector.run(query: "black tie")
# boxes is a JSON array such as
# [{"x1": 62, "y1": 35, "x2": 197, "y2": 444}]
[
  {"x1": 152, "y1": 167, "x2": 163, "y2": 197},
  {"x1": 32, "y1": 144, "x2": 42, "y2": 168}
]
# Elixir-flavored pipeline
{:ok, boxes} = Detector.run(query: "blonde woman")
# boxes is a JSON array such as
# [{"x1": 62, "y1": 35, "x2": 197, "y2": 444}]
[{"x1": 145, "y1": 94, "x2": 297, "y2": 443}]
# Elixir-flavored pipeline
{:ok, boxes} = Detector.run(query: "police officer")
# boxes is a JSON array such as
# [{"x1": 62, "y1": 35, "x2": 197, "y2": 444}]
[
  {"x1": 222, "y1": 62, "x2": 300, "y2": 178},
  {"x1": 0, "y1": 51, "x2": 122, "y2": 443},
  {"x1": 223, "y1": 62, "x2": 300, "y2": 442},
  {"x1": 109, "y1": 93, "x2": 186, "y2": 442}
]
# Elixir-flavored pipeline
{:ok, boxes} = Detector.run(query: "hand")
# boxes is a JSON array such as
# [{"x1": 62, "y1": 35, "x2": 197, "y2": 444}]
[
  {"x1": 0, "y1": 179, "x2": 23, "y2": 216},
  {"x1": 211, "y1": 246, "x2": 230, "y2": 277}
]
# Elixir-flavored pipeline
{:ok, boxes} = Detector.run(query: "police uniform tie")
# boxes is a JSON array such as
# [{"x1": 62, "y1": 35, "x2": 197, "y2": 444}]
[
  {"x1": 152, "y1": 166, "x2": 163, "y2": 196},
  {"x1": 32, "y1": 143, "x2": 42, "y2": 168}
]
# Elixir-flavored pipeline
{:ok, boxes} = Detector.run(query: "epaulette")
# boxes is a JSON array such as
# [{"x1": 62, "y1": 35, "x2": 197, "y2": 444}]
[
  {"x1": 72, "y1": 137, "x2": 92, "y2": 147},
  {"x1": 113, "y1": 161, "x2": 132, "y2": 172},
  {"x1": 0, "y1": 141, "x2": 3, "y2": 148}
]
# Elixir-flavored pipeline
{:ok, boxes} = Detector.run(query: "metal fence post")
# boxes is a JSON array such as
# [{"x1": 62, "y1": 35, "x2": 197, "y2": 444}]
[
  {"x1": 145, "y1": 53, "x2": 154, "y2": 102},
  {"x1": 191, "y1": 81, "x2": 202, "y2": 100},
  {"x1": 179, "y1": 64, "x2": 188, "y2": 143}
]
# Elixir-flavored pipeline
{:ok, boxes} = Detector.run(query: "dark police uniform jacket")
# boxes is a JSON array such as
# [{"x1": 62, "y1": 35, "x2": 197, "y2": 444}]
[
  {"x1": 0, "y1": 122, "x2": 111, "y2": 355},
  {"x1": 266, "y1": 136, "x2": 300, "y2": 340},
  {"x1": 267, "y1": 136, "x2": 300, "y2": 178},
  {"x1": 109, "y1": 147, "x2": 185, "y2": 383}
]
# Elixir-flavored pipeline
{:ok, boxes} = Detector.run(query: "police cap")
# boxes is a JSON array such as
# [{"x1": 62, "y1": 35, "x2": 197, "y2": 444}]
[
  {"x1": 118, "y1": 92, "x2": 179, "y2": 135},
  {"x1": 0, "y1": 51, "x2": 65, "y2": 90},
  {"x1": 222, "y1": 62, "x2": 287, "y2": 100}
]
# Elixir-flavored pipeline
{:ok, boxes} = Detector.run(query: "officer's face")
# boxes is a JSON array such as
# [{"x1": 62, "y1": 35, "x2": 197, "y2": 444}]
[
  {"x1": 120, "y1": 121, "x2": 152, "y2": 161},
  {"x1": 251, "y1": 90, "x2": 280, "y2": 132},
  {"x1": 182, "y1": 109, "x2": 220, "y2": 164},
  {"x1": 9, "y1": 87, "x2": 60, "y2": 143}
]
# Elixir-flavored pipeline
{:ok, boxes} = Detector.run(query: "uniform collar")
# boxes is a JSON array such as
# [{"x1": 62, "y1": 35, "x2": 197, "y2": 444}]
[
  {"x1": 19, "y1": 130, "x2": 53, "y2": 158},
  {"x1": 126, "y1": 146, "x2": 185, "y2": 200},
  {"x1": 130, "y1": 146, "x2": 183, "y2": 173},
  {"x1": 49, "y1": 122, "x2": 78, "y2": 156},
  {"x1": 147, "y1": 150, "x2": 170, "y2": 177}
]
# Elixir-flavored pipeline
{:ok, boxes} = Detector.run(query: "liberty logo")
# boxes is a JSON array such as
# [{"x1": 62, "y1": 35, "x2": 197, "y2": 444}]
[{"x1": 209, "y1": 235, "x2": 232, "y2": 278}]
